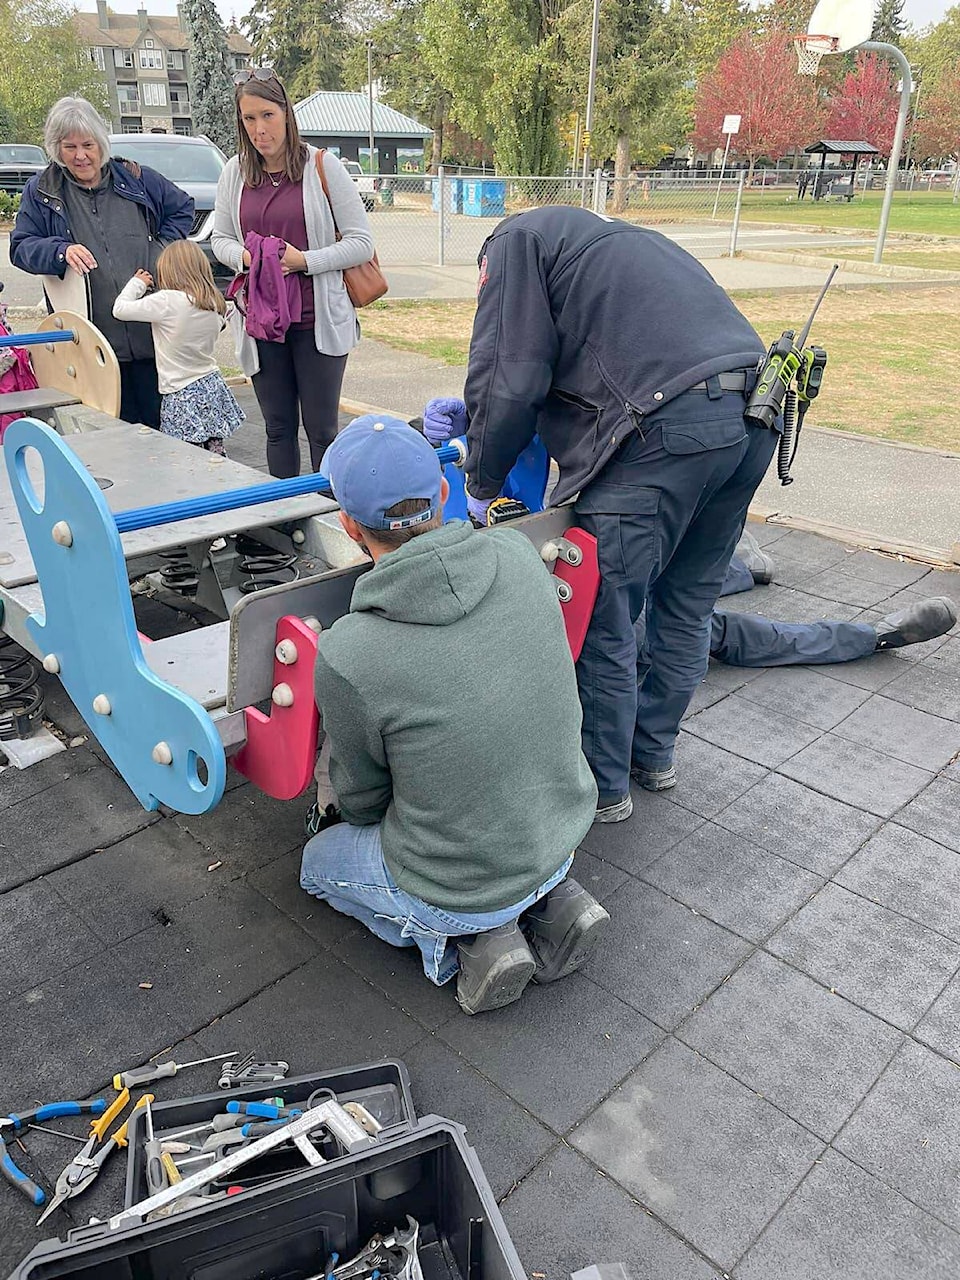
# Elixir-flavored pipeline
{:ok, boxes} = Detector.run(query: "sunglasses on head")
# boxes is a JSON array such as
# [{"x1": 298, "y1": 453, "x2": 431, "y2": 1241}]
[{"x1": 234, "y1": 67, "x2": 280, "y2": 86}]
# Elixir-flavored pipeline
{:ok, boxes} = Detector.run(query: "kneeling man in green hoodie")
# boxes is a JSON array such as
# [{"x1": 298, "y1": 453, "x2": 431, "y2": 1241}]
[{"x1": 300, "y1": 415, "x2": 606, "y2": 1015}]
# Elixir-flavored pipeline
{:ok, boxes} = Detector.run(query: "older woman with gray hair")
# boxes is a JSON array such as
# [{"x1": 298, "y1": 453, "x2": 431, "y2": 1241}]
[{"x1": 11, "y1": 96, "x2": 194, "y2": 426}]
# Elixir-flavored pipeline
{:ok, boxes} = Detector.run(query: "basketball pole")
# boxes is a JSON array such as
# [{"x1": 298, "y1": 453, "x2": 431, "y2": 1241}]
[{"x1": 859, "y1": 41, "x2": 912, "y2": 264}]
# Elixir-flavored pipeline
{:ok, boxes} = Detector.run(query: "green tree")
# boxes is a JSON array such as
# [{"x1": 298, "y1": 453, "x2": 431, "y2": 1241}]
[
  {"x1": 872, "y1": 0, "x2": 906, "y2": 44},
  {"x1": 689, "y1": 0, "x2": 754, "y2": 80},
  {"x1": 909, "y1": 5, "x2": 960, "y2": 91},
  {"x1": 757, "y1": 0, "x2": 815, "y2": 36},
  {"x1": 182, "y1": 0, "x2": 236, "y2": 153},
  {"x1": 421, "y1": 0, "x2": 562, "y2": 174},
  {"x1": 0, "y1": 0, "x2": 108, "y2": 143},
  {"x1": 243, "y1": 0, "x2": 347, "y2": 98}
]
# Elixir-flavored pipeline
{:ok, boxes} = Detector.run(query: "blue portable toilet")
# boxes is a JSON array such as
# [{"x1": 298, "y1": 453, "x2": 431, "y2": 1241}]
[
  {"x1": 431, "y1": 177, "x2": 462, "y2": 213},
  {"x1": 462, "y1": 179, "x2": 506, "y2": 217}
]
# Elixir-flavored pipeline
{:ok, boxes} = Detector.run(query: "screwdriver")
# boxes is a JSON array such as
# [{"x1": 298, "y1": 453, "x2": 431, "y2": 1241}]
[
  {"x1": 143, "y1": 1100, "x2": 167, "y2": 1196},
  {"x1": 114, "y1": 1051, "x2": 237, "y2": 1089}
]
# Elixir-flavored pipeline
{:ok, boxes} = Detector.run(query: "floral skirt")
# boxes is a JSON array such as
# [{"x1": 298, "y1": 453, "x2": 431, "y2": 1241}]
[{"x1": 160, "y1": 371, "x2": 245, "y2": 446}]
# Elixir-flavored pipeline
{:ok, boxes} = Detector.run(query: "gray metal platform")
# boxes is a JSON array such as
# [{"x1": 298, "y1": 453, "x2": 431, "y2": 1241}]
[{"x1": 0, "y1": 424, "x2": 340, "y2": 589}]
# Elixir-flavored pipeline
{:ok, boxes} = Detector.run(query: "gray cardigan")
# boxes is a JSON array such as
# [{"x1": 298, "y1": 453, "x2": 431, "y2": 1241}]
[{"x1": 213, "y1": 145, "x2": 375, "y2": 374}]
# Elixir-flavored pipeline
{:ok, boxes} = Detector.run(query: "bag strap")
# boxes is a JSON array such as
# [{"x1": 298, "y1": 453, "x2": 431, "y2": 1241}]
[{"x1": 314, "y1": 149, "x2": 341, "y2": 239}]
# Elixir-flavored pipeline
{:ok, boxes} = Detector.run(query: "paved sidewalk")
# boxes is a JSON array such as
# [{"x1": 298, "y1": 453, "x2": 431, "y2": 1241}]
[{"x1": 1, "y1": 524, "x2": 959, "y2": 1277}]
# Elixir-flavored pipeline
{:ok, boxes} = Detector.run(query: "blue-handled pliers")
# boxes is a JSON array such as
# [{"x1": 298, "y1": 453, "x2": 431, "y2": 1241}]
[{"x1": 0, "y1": 1099, "x2": 107, "y2": 1207}]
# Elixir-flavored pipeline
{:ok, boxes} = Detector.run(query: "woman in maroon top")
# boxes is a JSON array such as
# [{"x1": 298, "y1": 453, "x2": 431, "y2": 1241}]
[{"x1": 213, "y1": 70, "x2": 375, "y2": 477}]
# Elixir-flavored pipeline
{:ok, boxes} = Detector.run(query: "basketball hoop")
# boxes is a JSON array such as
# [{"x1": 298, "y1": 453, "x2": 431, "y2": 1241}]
[{"x1": 794, "y1": 33, "x2": 839, "y2": 76}]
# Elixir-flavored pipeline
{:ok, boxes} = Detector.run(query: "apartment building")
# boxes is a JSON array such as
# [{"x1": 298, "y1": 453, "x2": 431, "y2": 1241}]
[{"x1": 75, "y1": 2, "x2": 253, "y2": 136}]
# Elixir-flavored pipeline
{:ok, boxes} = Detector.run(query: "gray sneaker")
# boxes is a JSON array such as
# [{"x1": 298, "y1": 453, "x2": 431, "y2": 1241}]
[
  {"x1": 456, "y1": 921, "x2": 536, "y2": 1015},
  {"x1": 631, "y1": 764, "x2": 677, "y2": 792},
  {"x1": 735, "y1": 528, "x2": 775, "y2": 585},
  {"x1": 523, "y1": 877, "x2": 610, "y2": 983},
  {"x1": 594, "y1": 794, "x2": 633, "y2": 823}
]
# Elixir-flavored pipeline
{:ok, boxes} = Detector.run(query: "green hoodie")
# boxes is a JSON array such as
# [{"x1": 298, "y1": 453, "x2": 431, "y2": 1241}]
[{"x1": 314, "y1": 521, "x2": 598, "y2": 912}]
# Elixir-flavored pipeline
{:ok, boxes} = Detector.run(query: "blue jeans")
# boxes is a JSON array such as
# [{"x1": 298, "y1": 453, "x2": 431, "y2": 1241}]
[{"x1": 300, "y1": 822, "x2": 573, "y2": 985}]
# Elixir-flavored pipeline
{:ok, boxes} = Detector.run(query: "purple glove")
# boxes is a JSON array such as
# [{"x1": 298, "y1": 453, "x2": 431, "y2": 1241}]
[
  {"x1": 423, "y1": 397, "x2": 467, "y2": 446},
  {"x1": 466, "y1": 493, "x2": 493, "y2": 527}
]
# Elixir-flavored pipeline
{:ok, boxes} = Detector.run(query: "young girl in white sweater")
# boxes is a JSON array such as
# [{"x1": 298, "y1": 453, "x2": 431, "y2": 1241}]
[{"x1": 113, "y1": 239, "x2": 244, "y2": 454}]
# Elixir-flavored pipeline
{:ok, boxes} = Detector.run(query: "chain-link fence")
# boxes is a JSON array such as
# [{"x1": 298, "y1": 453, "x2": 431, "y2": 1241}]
[{"x1": 372, "y1": 168, "x2": 749, "y2": 269}]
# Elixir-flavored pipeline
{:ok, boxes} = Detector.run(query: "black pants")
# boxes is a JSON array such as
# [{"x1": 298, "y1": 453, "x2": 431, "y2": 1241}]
[
  {"x1": 119, "y1": 359, "x2": 161, "y2": 429},
  {"x1": 252, "y1": 329, "x2": 348, "y2": 478}
]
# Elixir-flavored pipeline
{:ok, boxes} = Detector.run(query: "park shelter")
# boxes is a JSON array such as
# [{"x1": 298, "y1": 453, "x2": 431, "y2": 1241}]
[
  {"x1": 803, "y1": 139, "x2": 880, "y2": 191},
  {"x1": 293, "y1": 93, "x2": 432, "y2": 176}
]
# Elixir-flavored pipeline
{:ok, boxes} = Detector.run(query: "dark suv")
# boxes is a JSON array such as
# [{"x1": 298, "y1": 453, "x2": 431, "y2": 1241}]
[
  {"x1": 108, "y1": 132, "x2": 231, "y2": 281},
  {"x1": 0, "y1": 143, "x2": 47, "y2": 194}
]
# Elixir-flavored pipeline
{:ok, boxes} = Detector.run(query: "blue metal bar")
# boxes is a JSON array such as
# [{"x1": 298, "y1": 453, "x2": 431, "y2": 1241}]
[
  {"x1": 0, "y1": 330, "x2": 75, "y2": 350},
  {"x1": 114, "y1": 442, "x2": 465, "y2": 533}
]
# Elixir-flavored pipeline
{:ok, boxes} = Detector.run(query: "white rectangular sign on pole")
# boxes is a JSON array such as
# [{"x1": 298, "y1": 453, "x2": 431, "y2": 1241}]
[
  {"x1": 713, "y1": 114, "x2": 741, "y2": 219},
  {"x1": 722, "y1": 114, "x2": 742, "y2": 135}
]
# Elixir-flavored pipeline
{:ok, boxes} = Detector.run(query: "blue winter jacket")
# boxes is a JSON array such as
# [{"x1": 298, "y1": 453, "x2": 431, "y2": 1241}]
[
  {"x1": 10, "y1": 159, "x2": 194, "y2": 279},
  {"x1": 463, "y1": 206, "x2": 767, "y2": 505}
]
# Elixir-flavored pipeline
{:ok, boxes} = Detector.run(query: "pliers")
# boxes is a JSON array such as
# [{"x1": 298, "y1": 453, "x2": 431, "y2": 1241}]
[
  {"x1": 36, "y1": 1090, "x2": 153, "y2": 1227},
  {"x1": 0, "y1": 1098, "x2": 108, "y2": 1207}
]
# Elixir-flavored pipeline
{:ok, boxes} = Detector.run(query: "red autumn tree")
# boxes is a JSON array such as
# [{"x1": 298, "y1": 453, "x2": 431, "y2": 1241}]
[
  {"x1": 824, "y1": 51, "x2": 900, "y2": 155},
  {"x1": 914, "y1": 62, "x2": 960, "y2": 163},
  {"x1": 691, "y1": 32, "x2": 824, "y2": 177}
]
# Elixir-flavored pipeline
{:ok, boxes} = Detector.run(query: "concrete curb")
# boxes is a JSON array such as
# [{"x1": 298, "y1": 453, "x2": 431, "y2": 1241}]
[
  {"x1": 747, "y1": 505, "x2": 959, "y2": 569},
  {"x1": 738, "y1": 219, "x2": 960, "y2": 245},
  {"x1": 739, "y1": 249, "x2": 960, "y2": 282}
]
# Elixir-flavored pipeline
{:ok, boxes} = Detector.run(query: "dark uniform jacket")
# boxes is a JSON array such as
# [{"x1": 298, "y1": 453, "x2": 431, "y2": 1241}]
[{"x1": 463, "y1": 206, "x2": 766, "y2": 505}]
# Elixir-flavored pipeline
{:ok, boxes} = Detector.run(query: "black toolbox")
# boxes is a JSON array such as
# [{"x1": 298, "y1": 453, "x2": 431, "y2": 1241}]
[
  {"x1": 10, "y1": 1117, "x2": 526, "y2": 1280},
  {"x1": 123, "y1": 1059, "x2": 417, "y2": 1208}
]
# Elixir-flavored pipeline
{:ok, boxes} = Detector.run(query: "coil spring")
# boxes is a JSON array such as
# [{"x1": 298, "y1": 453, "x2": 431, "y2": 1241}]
[
  {"x1": 159, "y1": 547, "x2": 199, "y2": 595},
  {"x1": 0, "y1": 635, "x2": 44, "y2": 741},
  {"x1": 235, "y1": 534, "x2": 299, "y2": 594}
]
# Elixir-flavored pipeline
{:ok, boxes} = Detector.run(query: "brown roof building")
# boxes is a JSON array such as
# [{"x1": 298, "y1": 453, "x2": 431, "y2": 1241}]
[{"x1": 75, "y1": 2, "x2": 252, "y2": 135}]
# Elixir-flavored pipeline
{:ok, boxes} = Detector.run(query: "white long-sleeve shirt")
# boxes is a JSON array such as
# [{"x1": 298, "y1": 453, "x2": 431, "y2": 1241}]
[{"x1": 112, "y1": 277, "x2": 225, "y2": 393}]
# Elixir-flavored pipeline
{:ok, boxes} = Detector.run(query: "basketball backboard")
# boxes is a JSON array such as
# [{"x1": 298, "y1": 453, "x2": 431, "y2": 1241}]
[{"x1": 806, "y1": 0, "x2": 873, "y2": 52}]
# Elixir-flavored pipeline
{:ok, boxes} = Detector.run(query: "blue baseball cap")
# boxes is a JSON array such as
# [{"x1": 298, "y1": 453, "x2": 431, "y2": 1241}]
[{"x1": 321, "y1": 415, "x2": 443, "y2": 531}]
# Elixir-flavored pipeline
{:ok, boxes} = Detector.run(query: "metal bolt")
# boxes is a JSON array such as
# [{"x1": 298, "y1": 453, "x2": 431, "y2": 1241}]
[
  {"x1": 92, "y1": 694, "x2": 111, "y2": 716},
  {"x1": 51, "y1": 521, "x2": 73, "y2": 547},
  {"x1": 42, "y1": 654, "x2": 60, "y2": 674},
  {"x1": 556, "y1": 580, "x2": 573, "y2": 604},
  {"x1": 66, "y1": 364, "x2": 77, "y2": 379},
  {"x1": 152, "y1": 742, "x2": 173, "y2": 766},
  {"x1": 271, "y1": 683, "x2": 294, "y2": 707},
  {"x1": 555, "y1": 538, "x2": 582, "y2": 566},
  {"x1": 275, "y1": 640, "x2": 298, "y2": 665}
]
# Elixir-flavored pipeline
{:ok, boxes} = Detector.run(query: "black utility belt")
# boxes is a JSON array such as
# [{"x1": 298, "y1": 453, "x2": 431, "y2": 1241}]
[{"x1": 688, "y1": 371, "x2": 751, "y2": 392}]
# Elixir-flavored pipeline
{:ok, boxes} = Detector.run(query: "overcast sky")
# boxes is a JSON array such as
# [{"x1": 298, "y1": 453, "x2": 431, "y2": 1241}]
[{"x1": 97, "y1": 0, "x2": 953, "y2": 39}]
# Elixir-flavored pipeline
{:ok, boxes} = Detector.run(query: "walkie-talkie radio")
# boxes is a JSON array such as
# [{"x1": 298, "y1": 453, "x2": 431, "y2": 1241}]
[{"x1": 745, "y1": 264, "x2": 838, "y2": 484}]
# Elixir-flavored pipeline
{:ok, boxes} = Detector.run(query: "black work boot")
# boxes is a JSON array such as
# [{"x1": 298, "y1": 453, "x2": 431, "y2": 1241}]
[
  {"x1": 735, "y1": 528, "x2": 775, "y2": 585},
  {"x1": 456, "y1": 921, "x2": 536, "y2": 1015},
  {"x1": 631, "y1": 764, "x2": 677, "y2": 792},
  {"x1": 874, "y1": 597, "x2": 957, "y2": 650},
  {"x1": 523, "y1": 877, "x2": 610, "y2": 984}
]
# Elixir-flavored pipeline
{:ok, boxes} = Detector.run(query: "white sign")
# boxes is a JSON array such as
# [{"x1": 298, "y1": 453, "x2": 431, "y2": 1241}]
[{"x1": 722, "y1": 114, "x2": 742, "y2": 135}]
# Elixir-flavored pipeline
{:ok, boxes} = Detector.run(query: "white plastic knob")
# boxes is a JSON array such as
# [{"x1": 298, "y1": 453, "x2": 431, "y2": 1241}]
[
  {"x1": 152, "y1": 742, "x2": 173, "y2": 766},
  {"x1": 275, "y1": 639, "x2": 298, "y2": 666},
  {"x1": 51, "y1": 521, "x2": 73, "y2": 547},
  {"x1": 271, "y1": 682, "x2": 294, "y2": 707},
  {"x1": 42, "y1": 654, "x2": 60, "y2": 674},
  {"x1": 301, "y1": 616, "x2": 323, "y2": 634},
  {"x1": 92, "y1": 694, "x2": 112, "y2": 716},
  {"x1": 292, "y1": 529, "x2": 305, "y2": 545},
  {"x1": 540, "y1": 541, "x2": 559, "y2": 564}
]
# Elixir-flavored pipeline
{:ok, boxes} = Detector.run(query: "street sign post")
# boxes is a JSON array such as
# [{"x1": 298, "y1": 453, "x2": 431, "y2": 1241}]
[{"x1": 712, "y1": 114, "x2": 742, "y2": 219}]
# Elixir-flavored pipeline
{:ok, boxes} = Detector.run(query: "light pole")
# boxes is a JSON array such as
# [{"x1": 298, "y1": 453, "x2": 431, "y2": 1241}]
[
  {"x1": 580, "y1": 0, "x2": 601, "y2": 207},
  {"x1": 365, "y1": 38, "x2": 376, "y2": 175},
  {"x1": 903, "y1": 66, "x2": 922, "y2": 175}
]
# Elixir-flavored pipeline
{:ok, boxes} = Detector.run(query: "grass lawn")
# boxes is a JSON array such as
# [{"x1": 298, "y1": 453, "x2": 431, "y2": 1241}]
[
  {"x1": 737, "y1": 189, "x2": 960, "y2": 237},
  {"x1": 805, "y1": 242, "x2": 960, "y2": 272},
  {"x1": 360, "y1": 286, "x2": 960, "y2": 453}
]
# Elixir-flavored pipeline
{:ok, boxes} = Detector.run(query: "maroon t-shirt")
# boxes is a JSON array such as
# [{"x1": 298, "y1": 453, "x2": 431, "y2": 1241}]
[{"x1": 240, "y1": 174, "x2": 314, "y2": 328}]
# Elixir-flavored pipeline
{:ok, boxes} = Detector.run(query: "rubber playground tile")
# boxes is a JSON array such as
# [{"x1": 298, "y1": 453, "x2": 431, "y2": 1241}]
[
  {"x1": 175, "y1": 783, "x2": 310, "y2": 874},
  {"x1": 841, "y1": 551, "x2": 933, "y2": 591},
  {"x1": 246, "y1": 846, "x2": 363, "y2": 948},
  {"x1": 502, "y1": 1145, "x2": 718, "y2": 1280},
  {"x1": 192, "y1": 953, "x2": 426, "y2": 1071},
  {"x1": 713, "y1": 772, "x2": 881, "y2": 876},
  {"x1": 0, "y1": 759, "x2": 160, "y2": 875},
  {"x1": 924, "y1": 636, "x2": 960, "y2": 673},
  {"x1": 578, "y1": 786, "x2": 705, "y2": 875},
  {"x1": 50, "y1": 821, "x2": 231, "y2": 944},
  {"x1": 880, "y1": 662, "x2": 960, "y2": 722},
  {"x1": 661, "y1": 734, "x2": 769, "y2": 820},
  {"x1": 402, "y1": 1037, "x2": 556, "y2": 1199},
  {"x1": 802, "y1": 568, "x2": 900, "y2": 610},
  {"x1": 0, "y1": 742, "x2": 98, "y2": 813},
  {"x1": 736, "y1": 1148, "x2": 960, "y2": 1280},
  {"x1": 584, "y1": 880, "x2": 752, "y2": 1031},
  {"x1": 835, "y1": 1041, "x2": 960, "y2": 1233},
  {"x1": 767, "y1": 883, "x2": 960, "y2": 1030},
  {"x1": 766, "y1": 528, "x2": 851, "y2": 571},
  {"x1": 567, "y1": 846, "x2": 632, "y2": 902},
  {"x1": 835, "y1": 824, "x2": 960, "y2": 943},
  {"x1": 570, "y1": 1038, "x2": 823, "y2": 1271},
  {"x1": 682, "y1": 693, "x2": 823, "y2": 768},
  {"x1": 816, "y1": 649, "x2": 910, "y2": 692},
  {"x1": 439, "y1": 972, "x2": 664, "y2": 1132},
  {"x1": 915, "y1": 972, "x2": 960, "y2": 1065},
  {"x1": 717, "y1": 584, "x2": 860, "y2": 625},
  {"x1": 735, "y1": 664, "x2": 871, "y2": 731},
  {"x1": 333, "y1": 925, "x2": 460, "y2": 1032},
  {"x1": 641, "y1": 823, "x2": 821, "y2": 943},
  {"x1": 778, "y1": 733, "x2": 933, "y2": 818},
  {"x1": 0, "y1": 877, "x2": 104, "y2": 1003},
  {"x1": 749, "y1": 521, "x2": 793, "y2": 548},
  {"x1": 678, "y1": 951, "x2": 902, "y2": 1141},
  {"x1": 831, "y1": 695, "x2": 960, "y2": 773}
]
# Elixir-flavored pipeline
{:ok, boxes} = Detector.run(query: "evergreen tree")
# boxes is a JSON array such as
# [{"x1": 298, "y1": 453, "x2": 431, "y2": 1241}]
[
  {"x1": 243, "y1": 0, "x2": 347, "y2": 98},
  {"x1": 872, "y1": 0, "x2": 906, "y2": 45},
  {"x1": 182, "y1": 0, "x2": 236, "y2": 154},
  {"x1": 689, "y1": 0, "x2": 754, "y2": 81}
]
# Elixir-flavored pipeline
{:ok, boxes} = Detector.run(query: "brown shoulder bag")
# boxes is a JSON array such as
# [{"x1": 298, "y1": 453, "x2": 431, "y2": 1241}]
[{"x1": 315, "y1": 149, "x2": 388, "y2": 308}]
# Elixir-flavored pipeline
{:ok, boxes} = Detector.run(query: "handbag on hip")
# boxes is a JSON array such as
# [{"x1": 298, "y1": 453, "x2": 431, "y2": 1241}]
[{"x1": 315, "y1": 150, "x2": 388, "y2": 308}]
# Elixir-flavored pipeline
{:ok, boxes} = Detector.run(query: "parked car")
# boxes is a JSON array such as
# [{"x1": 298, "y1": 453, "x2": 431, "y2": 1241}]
[
  {"x1": 342, "y1": 159, "x2": 379, "y2": 211},
  {"x1": 0, "y1": 143, "x2": 47, "y2": 195},
  {"x1": 108, "y1": 132, "x2": 230, "y2": 280},
  {"x1": 922, "y1": 169, "x2": 955, "y2": 186}
]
